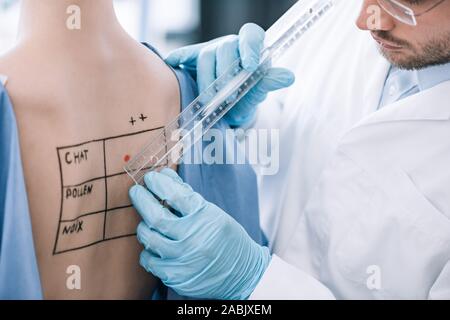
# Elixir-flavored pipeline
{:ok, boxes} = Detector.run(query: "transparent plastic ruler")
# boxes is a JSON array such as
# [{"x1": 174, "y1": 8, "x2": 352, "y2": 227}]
[{"x1": 125, "y1": 0, "x2": 336, "y2": 184}]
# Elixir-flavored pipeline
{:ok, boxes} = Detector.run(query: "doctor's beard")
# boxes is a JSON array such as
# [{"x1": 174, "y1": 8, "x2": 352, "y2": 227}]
[{"x1": 374, "y1": 30, "x2": 450, "y2": 70}]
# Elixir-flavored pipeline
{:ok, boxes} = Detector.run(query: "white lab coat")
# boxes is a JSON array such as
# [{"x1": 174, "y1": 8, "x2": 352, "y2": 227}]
[{"x1": 250, "y1": 0, "x2": 450, "y2": 299}]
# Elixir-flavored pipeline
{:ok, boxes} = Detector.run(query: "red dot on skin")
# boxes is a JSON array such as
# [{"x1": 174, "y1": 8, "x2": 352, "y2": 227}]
[{"x1": 124, "y1": 155, "x2": 131, "y2": 163}]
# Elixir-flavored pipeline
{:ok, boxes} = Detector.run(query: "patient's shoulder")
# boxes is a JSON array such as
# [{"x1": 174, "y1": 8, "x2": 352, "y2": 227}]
[
  {"x1": 0, "y1": 51, "x2": 15, "y2": 100},
  {"x1": 124, "y1": 41, "x2": 177, "y2": 84},
  {"x1": 0, "y1": 45, "x2": 33, "y2": 96},
  {"x1": 0, "y1": 74, "x2": 9, "y2": 110},
  {"x1": 0, "y1": 45, "x2": 21, "y2": 73},
  {"x1": 0, "y1": 50, "x2": 13, "y2": 88},
  {"x1": 0, "y1": 74, "x2": 7, "y2": 86}
]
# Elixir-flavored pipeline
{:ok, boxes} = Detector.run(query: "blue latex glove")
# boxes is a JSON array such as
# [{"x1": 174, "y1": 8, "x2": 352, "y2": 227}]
[
  {"x1": 165, "y1": 23, "x2": 295, "y2": 127},
  {"x1": 129, "y1": 168, "x2": 271, "y2": 300}
]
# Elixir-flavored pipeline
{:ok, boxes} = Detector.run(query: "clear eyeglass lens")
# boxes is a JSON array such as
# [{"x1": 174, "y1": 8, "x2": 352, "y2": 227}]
[{"x1": 377, "y1": 0, "x2": 417, "y2": 26}]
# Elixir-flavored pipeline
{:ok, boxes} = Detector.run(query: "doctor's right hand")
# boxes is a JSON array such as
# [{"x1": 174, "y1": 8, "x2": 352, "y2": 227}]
[
  {"x1": 165, "y1": 23, "x2": 295, "y2": 127},
  {"x1": 129, "y1": 169, "x2": 272, "y2": 300}
]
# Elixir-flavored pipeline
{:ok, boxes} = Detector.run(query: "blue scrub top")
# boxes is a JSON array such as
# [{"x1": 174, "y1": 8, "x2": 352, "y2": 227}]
[
  {"x1": 0, "y1": 46, "x2": 263, "y2": 299},
  {"x1": 0, "y1": 82, "x2": 42, "y2": 299}
]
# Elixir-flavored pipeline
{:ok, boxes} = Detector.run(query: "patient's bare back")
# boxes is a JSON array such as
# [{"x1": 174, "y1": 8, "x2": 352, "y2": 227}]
[{"x1": 0, "y1": 40, "x2": 179, "y2": 299}]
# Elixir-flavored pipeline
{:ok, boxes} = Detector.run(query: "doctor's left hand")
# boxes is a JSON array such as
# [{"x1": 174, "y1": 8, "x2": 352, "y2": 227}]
[
  {"x1": 165, "y1": 23, "x2": 295, "y2": 128},
  {"x1": 129, "y1": 168, "x2": 271, "y2": 300}
]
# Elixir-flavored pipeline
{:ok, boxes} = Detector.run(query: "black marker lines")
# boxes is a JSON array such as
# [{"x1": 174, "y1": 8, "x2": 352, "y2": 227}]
[
  {"x1": 129, "y1": 114, "x2": 148, "y2": 126},
  {"x1": 139, "y1": 113, "x2": 148, "y2": 122},
  {"x1": 102, "y1": 140, "x2": 108, "y2": 240},
  {"x1": 53, "y1": 127, "x2": 168, "y2": 255}
]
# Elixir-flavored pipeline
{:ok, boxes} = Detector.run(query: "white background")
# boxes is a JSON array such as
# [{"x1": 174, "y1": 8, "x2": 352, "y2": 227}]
[{"x1": 0, "y1": 0, "x2": 200, "y2": 55}]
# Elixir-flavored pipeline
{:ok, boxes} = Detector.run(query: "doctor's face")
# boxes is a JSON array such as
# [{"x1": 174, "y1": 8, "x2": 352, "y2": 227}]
[{"x1": 356, "y1": 0, "x2": 450, "y2": 70}]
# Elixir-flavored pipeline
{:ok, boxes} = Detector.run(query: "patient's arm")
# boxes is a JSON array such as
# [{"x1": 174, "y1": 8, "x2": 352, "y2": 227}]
[{"x1": 0, "y1": 0, "x2": 180, "y2": 299}]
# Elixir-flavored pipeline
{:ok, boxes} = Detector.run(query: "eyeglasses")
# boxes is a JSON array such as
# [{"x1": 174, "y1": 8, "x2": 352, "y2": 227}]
[{"x1": 377, "y1": 0, "x2": 446, "y2": 26}]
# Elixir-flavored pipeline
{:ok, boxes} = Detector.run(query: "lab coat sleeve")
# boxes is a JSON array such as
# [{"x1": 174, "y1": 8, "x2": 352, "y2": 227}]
[
  {"x1": 249, "y1": 255, "x2": 336, "y2": 300},
  {"x1": 429, "y1": 261, "x2": 450, "y2": 300}
]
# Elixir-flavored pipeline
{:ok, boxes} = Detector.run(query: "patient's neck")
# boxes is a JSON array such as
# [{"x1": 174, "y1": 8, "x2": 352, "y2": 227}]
[{"x1": 18, "y1": 0, "x2": 127, "y2": 48}]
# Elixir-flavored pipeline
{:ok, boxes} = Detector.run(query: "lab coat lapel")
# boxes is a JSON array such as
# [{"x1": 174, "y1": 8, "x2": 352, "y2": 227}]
[
  {"x1": 361, "y1": 39, "x2": 391, "y2": 116},
  {"x1": 272, "y1": 38, "x2": 390, "y2": 255},
  {"x1": 354, "y1": 80, "x2": 450, "y2": 128}
]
